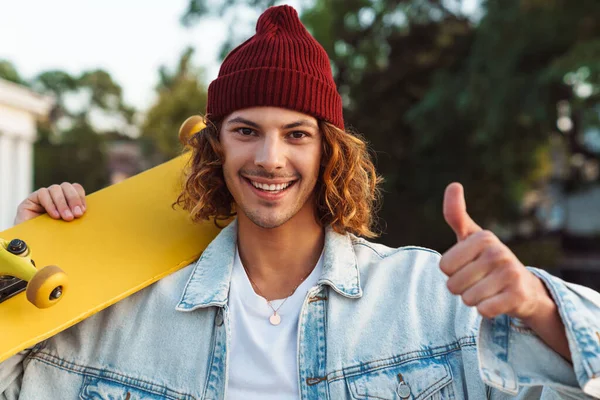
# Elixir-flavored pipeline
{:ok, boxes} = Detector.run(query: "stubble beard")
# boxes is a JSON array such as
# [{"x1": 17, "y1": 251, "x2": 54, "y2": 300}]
[
  {"x1": 238, "y1": 186, "x2": 313, "y2": 229},
  {"x1": 243, "y1": 207, "x2": 296, "y2": 229}
]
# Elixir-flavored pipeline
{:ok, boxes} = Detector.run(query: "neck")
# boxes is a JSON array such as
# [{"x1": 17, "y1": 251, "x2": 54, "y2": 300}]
[{"x1": 236, "y1": 209, "x2": 325, "y2": 300}]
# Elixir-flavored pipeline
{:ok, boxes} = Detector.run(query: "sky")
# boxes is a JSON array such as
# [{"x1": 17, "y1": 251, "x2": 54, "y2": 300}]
[
  {"x1": 0, "y1": 0, "x2": 300, "y2": 111},
  {"x1": 1, "y1": 0, "x2": 474, "y2": 113}
]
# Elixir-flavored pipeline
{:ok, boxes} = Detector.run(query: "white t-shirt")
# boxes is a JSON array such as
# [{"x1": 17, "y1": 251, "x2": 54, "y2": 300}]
[{"x1": 226, "y1": 247, "x2": 323, "y2": 399}]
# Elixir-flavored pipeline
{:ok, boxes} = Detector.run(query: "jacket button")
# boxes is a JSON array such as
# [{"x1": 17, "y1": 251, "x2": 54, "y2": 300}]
[
  {"x1": 396, "y1": 381, "x2": 411, "y2": 398},
  {"x1": 215, "y1": 310, "x2": 224, "y2": 326}
]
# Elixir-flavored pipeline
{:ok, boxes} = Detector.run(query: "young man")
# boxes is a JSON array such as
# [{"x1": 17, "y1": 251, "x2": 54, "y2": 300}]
[{"x1": 4, "y1": 5, "x2": 600, "y2": 399}]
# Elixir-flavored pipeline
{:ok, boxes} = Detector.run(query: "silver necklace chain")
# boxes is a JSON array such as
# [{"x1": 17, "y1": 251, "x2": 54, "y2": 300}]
[{"x1": 243, "y1": 264, "x2": 313, "y2": 326}]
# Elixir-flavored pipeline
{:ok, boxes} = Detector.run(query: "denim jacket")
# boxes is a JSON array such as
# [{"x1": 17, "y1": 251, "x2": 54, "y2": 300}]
[{"x1": 2, "y1": 220, "x2": 600, "y2": 399}]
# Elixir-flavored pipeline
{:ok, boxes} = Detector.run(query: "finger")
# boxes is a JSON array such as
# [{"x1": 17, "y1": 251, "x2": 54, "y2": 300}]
[
  {"x1": 48, "y1": 185, "x2": 74, "y2": 221},
  {"x1": 18, "y1": 200, "x2": 46, "y2": 214},
  {"x1": 72, "y1": 183, "x2": 87, "y2": 211},
  {"x1": 443, "y1": 183, "x2": 482, "y2": 241},
  {"x1": 476, "y1": 291, "x2": 515, "y2": 319},
  {"x1": 440, "y1": 230, "x2": 498, "y2": 276},
  {"x1": 61, "y1": 183, "x2": 85, "y2": 217},
  {"x1": 35, "y1": 188, "x2": 61, "y2": 219},
  {"x1": 459, "y1": 264, "x2": 512, "y2": 307},
  {"x1": 445, "y1": 255, "x2": 496, "y2": 296}
]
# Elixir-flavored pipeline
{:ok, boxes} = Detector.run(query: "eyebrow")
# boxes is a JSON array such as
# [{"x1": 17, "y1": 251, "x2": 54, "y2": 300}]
[
  {"x1": 227, "y1": 117, "x2": 260, "y2": 128},
  {"x1": 226, "y1": 117, "x2": 318, "y2": 130}
]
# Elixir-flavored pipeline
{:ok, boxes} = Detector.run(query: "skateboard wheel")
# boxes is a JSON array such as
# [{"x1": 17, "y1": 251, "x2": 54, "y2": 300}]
[
  {"x1": 26, "y1": 265, "x2": 68, "y2": 308},
  {"x1": 178, "y1": 116, "x2": 205, "y2": 146}
]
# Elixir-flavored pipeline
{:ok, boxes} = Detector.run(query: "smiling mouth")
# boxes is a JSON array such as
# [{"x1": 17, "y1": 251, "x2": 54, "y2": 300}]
[{"x1": 243, "y1": 177, "x2": 297, "y2": 194}]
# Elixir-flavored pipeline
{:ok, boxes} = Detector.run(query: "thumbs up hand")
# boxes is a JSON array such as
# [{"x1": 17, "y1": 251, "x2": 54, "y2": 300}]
[{"x1": 439, "y1": 183, "x2": 549, "y2": 321}]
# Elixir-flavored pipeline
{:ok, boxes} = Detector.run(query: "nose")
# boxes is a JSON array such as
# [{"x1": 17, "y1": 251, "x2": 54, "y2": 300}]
[{"x1": 255, "y1": 135, "x2": 285, "y2": 172}]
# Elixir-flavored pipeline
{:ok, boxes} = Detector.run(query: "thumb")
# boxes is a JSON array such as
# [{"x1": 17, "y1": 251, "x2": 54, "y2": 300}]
[{"x1": 443, "y1": 182, "x2": 482, "y2": 241}]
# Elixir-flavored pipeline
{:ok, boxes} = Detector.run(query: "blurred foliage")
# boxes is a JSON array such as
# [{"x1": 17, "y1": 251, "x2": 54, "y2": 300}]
[
  {"x1": 0, "y1": 60, "x2": 27, "y2": 85},
  {"x1": 140, "y1": 47, "x2": 208, "y2": 161},
  {"x1": 4, "y1": 67, "x2": 136, "y2": 194},
  {"x1": 33, "y1": 69, "x2": 135, "y2": 124},
  {"x1": 509, "y1": 236, "x2": 563, "y2": 270},
  {"x1": 181, "y1": 0, "x2": 289, "y2": 59},
  {"x1": 34, "y1": 121, "x2": 109, "y2": 190},
  {"x1": 182, "y1": 0, "x2": 600, "y2": 262}
]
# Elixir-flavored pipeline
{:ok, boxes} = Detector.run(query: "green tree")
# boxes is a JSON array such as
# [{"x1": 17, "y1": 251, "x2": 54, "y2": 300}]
[
  {"x1": 0, "y1": 60, "x2": 27, "y2": 85},
  {"x1": 140, "y1": 47, "x2": 209, "y2": 161},
  {"x1": 34, "y1": 121, "x2": 109, "y2": 190}
]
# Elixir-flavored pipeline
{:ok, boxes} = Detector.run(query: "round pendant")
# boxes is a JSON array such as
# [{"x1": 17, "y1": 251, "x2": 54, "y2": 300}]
[{"x1": 269, "y1": 313, "x2": 281, "y2": 325}]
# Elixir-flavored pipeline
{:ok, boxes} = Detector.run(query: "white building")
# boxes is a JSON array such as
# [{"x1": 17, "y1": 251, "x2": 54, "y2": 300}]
[{"x1": 0, "y1": 78, "x2": 54, "y2": 231}]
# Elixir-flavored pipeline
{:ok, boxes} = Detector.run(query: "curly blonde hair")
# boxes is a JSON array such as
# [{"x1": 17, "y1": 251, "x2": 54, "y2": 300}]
[{"x1": 174, "y1": 118, "x2": 383, "y2": 238}]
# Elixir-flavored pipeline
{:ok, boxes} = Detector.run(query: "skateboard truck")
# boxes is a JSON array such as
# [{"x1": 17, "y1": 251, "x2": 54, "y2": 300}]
[
  {"x1": 179, "y1": 115, "x2": 205, "y2": 147},
  {"x1": 0, "y1": 238, "x2": 68, "y2": 308}
]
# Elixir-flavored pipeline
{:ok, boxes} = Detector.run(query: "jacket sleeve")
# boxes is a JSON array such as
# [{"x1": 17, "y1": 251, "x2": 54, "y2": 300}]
[
  {"x1": 477, "y1": 267, "x2": 600, "y2": 399},
  {"x1": 0, "y1": 350, "x2": 27, "y2": 399}
]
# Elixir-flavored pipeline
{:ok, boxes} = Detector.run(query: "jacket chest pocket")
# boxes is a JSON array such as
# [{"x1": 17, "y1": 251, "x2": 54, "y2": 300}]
[
  {"x1": 345, "y1": 354, "x2": 455, "y2": 400},
  {"x1": 79, "y1": 375, "x2": 194, "y2": 400}
]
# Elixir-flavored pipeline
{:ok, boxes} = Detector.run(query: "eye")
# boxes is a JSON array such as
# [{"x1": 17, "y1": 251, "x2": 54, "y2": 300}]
[
  {"x1": 237, "y1": 127, "x2": 256, "y2": 136},
  {"x1": 289, "y1": 131, "x2": 308, "y2": 139}
]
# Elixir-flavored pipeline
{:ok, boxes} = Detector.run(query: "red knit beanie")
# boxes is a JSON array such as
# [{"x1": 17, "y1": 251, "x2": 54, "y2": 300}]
[{"x1": 206, "y1": 5, "x2": 344, "y2": 130}]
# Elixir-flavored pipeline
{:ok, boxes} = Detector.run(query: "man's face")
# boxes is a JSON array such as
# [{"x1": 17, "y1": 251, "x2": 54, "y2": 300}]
[{"x1": 220, "y1": 107, "x2": 322, "y2": 229}]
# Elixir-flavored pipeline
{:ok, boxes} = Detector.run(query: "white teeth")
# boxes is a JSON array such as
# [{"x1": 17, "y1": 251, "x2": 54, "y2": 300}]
[{"x1": 250, "y1": 180, "x2": 293, "y2": 192}]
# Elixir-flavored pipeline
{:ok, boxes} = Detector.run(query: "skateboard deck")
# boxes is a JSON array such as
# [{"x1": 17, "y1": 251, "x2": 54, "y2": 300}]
[{"x1": 0, "y1": 152, "x2": 222, "y2": 363}]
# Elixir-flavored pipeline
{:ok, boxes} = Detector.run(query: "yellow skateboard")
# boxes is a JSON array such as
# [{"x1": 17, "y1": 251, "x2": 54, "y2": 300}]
[{"x1": 0, "y1": 117, "x2": 220, "y2": 363}]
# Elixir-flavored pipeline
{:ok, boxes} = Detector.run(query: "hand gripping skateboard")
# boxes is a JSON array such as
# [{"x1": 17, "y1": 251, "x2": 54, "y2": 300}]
[{"x1": 0, "y1": 117, "x2": 219, "y2": 363}]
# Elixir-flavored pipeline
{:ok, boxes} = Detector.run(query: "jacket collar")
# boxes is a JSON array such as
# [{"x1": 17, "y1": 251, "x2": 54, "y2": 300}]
[{"x1": 176, "y1": 219, "x2": 362, "y2": 311}]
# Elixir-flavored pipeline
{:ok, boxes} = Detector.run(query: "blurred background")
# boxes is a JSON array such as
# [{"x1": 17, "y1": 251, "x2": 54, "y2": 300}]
[{"x1": 1, "y1": 0, "x2": 598, "y2": 290}]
